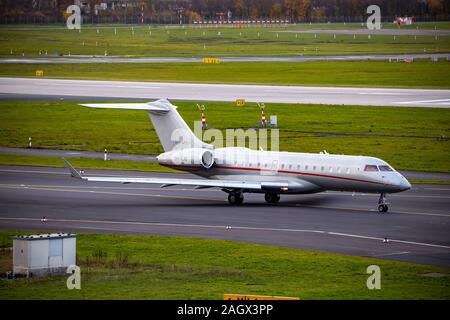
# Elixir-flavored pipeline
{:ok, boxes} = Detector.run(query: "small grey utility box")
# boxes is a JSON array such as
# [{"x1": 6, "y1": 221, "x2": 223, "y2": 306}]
[
  {"x1": 270, "y1": 115, "x2": 277, "y2": 127},
  {"x1": 13, "y1": 233, "x2": 77, "y2": 277}
]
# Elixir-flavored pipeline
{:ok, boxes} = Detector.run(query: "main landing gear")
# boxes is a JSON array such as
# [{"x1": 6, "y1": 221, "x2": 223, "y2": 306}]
[
  {"x1": 264, "y1": 193, "x2": 280, "y2": 204},
  {"x1": 226, "y1": 191, "x2": 281, "y2": 205},
  {"x1": 228, "y1": 191, "x2": 244, "y2": 205},
  {"x1": 378, "y1": 193, "x2": 389, "y2": 213}
]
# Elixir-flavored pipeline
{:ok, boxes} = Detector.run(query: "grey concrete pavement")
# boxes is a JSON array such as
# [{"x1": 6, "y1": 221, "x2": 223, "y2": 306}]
[
  {"x1": 0, "y1": 53, "x2": 448, "y2": 64},
  {"x1": 0, "y1": 165, "x2": 449, "y2": 267},
  {"x1": 1, "y1": 77, "x2": 449, "y2": 107}
]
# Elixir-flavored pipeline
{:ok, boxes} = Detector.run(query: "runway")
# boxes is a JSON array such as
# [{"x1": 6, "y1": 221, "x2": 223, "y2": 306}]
[
  {"x1": 1, "y1": 53, "x2": 448, "y2": 64},
  {"x1": 0, "y1": 165, "x2": 449, "y2": 267},
  {"x1": 1, "y1": 77, "x2": 449, "y2": 107}
]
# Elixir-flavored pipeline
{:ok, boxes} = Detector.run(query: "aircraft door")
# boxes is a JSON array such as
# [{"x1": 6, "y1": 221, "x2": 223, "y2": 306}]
[{"x1": 270, "y1": 159, "x2": 279, "y2": 174}]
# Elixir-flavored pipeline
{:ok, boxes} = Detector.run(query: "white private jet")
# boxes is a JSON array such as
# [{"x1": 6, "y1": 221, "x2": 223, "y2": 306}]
[{"x1": 63, "y1": 98, "x2": 411, "y2": 213}]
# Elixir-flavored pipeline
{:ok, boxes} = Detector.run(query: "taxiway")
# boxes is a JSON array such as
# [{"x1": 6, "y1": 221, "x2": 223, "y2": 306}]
[{"x1": 0, "y1": 165, "x2": 449, "y2": 267}]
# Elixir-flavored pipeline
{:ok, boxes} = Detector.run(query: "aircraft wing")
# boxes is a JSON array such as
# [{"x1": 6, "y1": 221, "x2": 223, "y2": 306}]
[
  {"x1": 62, "y1": 159, "x2": 322, "y2": 193},
  {"x1": 62, "y1": 158, "x2": 271, "y2": 190}
]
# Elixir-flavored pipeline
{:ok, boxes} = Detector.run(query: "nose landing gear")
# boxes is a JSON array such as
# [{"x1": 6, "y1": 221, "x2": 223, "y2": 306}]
[{"x1": 378, "y1": 193, "x2": 389, "y2": 213}]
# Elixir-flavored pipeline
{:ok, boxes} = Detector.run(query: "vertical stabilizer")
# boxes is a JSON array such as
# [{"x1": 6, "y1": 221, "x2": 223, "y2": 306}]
[{"x1": 81, "y1": 99, "x2": 211, "y2": 152}]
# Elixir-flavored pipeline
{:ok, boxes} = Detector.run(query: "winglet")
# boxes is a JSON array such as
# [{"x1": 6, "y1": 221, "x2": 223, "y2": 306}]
[{"x1": 62, "y1": 158, "x2": 83, "y2": 179}]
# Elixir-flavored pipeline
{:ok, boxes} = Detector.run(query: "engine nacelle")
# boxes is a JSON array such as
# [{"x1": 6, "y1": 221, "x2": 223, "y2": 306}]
[{"x1": 157, "y1": 148, "x2": 215, "y2": 169}]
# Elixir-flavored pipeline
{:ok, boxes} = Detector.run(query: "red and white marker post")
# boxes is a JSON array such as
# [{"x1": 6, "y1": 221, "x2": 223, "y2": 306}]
[
  {"x1": 257, "y1": 102, "x2": 267, "y2": 128},
  {"x1": 201, "y1": 111, "x2": 207, "y2": 129},
  {"x1": 197, "y1": 104, "x2": 208, "y2": 129},
  {"x1": 261, "y1": 110, "x2": 267, "y2": 128}
]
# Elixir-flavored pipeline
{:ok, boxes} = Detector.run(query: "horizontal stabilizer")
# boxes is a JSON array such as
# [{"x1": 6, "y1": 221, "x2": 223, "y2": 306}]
[
  {"x1": 81, "y1": 98, "x2": 209, "y2": 152},
  {"x1": 80, "y1": 98, "x2": 175, "y2": 114}
]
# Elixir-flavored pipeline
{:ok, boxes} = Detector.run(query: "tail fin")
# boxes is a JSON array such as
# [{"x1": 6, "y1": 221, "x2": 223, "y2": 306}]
[{"x1": 81, "y1": 99, "x2": 211, "y2": 152}]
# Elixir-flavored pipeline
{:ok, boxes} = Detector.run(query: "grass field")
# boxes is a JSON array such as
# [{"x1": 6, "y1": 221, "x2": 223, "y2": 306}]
[
  {"x1": 0, "y1": 101, "x2": 449, "y2": 172},
  {"x1": 1, "y1": 60, "x2": 450, "y2": 88},
  {"x1": 0, "y1": 22, "x2": 449, "y2": 58},
  {"x1": 0, "y1": 231, "x2": 448, "y2": 299}
]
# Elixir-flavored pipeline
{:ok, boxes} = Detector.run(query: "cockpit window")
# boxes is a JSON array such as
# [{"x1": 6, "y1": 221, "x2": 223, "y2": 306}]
[
  {"x1": 379, "y1": 165, "x2": 393, "y2": 172},
  {"x1": 364, "y1": 165, "x2": 379, "y2": 172}
]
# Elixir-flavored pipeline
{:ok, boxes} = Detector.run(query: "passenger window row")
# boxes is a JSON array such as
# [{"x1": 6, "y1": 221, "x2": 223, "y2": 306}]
[{"x1": 228, "y1": 161, "x2": 352, "y2": 175}]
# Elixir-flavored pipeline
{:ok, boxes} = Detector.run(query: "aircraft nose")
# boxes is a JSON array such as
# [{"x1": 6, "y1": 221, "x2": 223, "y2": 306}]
[{"x1": 399, "y1": 178, "x2": 411, "y2": 191}]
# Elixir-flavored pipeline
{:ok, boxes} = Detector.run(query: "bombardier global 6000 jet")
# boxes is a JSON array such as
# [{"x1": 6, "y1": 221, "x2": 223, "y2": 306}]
[{"x1": 64, "y1": 99, "x2": 411, "y2": 212}]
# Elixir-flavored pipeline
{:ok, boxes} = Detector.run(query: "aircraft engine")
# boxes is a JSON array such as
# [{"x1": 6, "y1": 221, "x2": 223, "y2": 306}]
[{"x1": 157, "y1": 148, "x2": 215, "y2": 169}]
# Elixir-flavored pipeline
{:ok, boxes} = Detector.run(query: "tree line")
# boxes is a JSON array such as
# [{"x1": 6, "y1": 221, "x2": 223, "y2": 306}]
[{"x1": 1, "y1": 0, "x2": 449, "y2": 23}]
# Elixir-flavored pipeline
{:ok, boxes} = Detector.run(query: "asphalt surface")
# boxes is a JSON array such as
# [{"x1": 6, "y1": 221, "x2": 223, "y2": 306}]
[
  {"x1": 0, "y1": 165, "x2": 449, "y2": 267},
  {"x1": 1, "y1": 146, "x2": 449, "y2": 182},
  {"x1": 1, "y1": 53, "x2": 448, "y2": 64},
  {"x1": 1, "y1": 77, "x2": 449, "y2": 107},
  {"x1": 0, "y1": 93, "x2": 141, "y2": 102}
]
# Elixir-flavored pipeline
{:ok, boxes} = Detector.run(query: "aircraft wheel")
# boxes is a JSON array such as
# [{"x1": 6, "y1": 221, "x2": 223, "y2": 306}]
[
  {"x1": 378, "y1": 204, "x2": 388, "y2": 213},
  {"x1": 228, "y1": 193, "x2": 244, "y2": 205},
  {"x1": 264, "y1": 193, "x2": 280, "y2": 204}
]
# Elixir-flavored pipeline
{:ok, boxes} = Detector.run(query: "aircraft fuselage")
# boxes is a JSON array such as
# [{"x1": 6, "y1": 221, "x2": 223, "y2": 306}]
[{"x1": 158, "y1": 147, "x2": 411, "y2": 195}]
